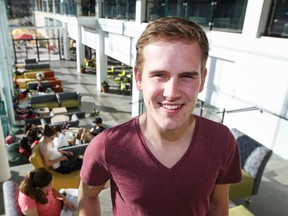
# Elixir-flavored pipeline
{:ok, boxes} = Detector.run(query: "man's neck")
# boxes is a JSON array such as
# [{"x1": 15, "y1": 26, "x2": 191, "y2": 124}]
[{"x1": 139, "y1": 114, "x2": 196, "y2": 148}]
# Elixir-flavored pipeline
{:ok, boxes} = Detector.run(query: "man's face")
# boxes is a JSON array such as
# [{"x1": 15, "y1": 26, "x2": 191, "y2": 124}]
[{"x1": 135, "y1": 41, "x2": 207, "y2": 131}]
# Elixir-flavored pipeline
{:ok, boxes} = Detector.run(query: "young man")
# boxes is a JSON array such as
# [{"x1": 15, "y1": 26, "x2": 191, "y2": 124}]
[
  {"x1": 78, "y1": 17, "x2": 242, "y2": 216},
  {"x1": 89, "y1": 117, "x2": 106, "y2": 136}
]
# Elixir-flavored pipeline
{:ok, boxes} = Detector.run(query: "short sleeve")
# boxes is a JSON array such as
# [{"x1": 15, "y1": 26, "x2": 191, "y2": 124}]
[
  {"x1": 80, "y1": 132, "x2": 111, "y2": 186},
  {"x1": 18, "y1": 191, "x2": 37, "y2": 212},
  {"x1": 217, "y1": 131, "x2": 242, "y2": 184}
]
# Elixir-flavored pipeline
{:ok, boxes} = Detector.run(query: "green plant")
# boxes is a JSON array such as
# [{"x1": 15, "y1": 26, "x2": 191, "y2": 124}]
[
  {"x1": 69, "y1": 47, "x2": 76, "y2": 52},
  {"x1": 90, "y1": 107, "x2": 100, "y2": 117},
  {"x1": 80, "y1": 65, "x2": 86, "y2": 73},
  {"x1": 101, "y1": 80, "x2": 109, "y2": 87}
]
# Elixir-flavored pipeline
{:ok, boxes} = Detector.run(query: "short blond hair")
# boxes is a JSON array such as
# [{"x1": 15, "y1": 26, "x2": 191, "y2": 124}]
[{"x1": 135, "y1": 17, "x2": 209, "y2": 73}]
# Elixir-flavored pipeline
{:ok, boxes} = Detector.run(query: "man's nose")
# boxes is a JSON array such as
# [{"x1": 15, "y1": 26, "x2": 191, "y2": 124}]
[{"x1": 163, "y1": 78, "x2": 181, "y2": 100}]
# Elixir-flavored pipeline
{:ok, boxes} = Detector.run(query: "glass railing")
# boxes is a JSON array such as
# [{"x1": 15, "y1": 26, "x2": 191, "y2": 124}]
[
  {"x1": 102, "y1": 0, "x2": 136, "y2": 20},
  {"x1": 265, "y1": 0, "x2": 288, "y2": 38},
  {"x1": 146, "y1": 0, "x2": 248, "y2": 33},
  {"x1": 61, "y1": 2, "x2": 77, "y2": 16},
  {"x1": 34, "y1": 1, "x2": 95, "y2": 17},
  {"x1": 101, "y1": 0, "x2": 247, "y2": 32}
]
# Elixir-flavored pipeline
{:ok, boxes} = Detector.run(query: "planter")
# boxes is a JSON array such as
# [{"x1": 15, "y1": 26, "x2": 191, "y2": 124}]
[{"x1": 101, "y1": 86, "x2": 109, "y2": 93}]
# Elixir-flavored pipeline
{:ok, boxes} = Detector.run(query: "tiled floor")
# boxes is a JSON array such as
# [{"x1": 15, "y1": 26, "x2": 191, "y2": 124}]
[{"x1": 1, "y1": 60, "x2": 288, "y2": 215}]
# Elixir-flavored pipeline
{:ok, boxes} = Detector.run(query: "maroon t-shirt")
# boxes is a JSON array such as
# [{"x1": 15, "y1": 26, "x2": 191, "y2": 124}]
[{"x1": 81, "y1": 115, "x2": 242, "y2": 215}]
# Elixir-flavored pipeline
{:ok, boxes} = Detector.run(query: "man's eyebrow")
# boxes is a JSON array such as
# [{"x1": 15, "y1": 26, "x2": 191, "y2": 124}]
[
  {"x1": 180, "y1": 71, "x2": 200, "y2": 76},
  {"x1": 149, "y1": 70, "x2": 167, "y2": 74}
]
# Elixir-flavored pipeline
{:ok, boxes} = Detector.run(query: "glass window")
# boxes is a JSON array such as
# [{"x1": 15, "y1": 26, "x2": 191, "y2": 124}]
[{"x1": 266, "y1": 0, "x2": 288, "y2": 38}]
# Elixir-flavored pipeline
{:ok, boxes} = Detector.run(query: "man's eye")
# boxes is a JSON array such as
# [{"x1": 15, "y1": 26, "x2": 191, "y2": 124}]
[
  {"x1": 151, "y1": 73, "x2": 166, "y2": 78},
  {"x1": 181, "y1": 75, "x2": 195, "y2": 79},
  {"x1": 181, "y1": 73, "x2": 198, "y2": 79}
]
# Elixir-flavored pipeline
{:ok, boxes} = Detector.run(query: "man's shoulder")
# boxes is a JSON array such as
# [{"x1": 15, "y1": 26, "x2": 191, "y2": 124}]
[{"x1": 195, "y1": 115, "x2": 231, "y2": 137}]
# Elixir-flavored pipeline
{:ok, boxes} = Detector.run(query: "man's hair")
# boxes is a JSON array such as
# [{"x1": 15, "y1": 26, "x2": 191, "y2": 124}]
[{"x1": 135, "y1": 17, "x2": 209, "y2": 73}]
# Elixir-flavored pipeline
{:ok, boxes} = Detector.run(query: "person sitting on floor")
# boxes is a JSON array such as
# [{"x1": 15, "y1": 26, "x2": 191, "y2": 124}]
[
  {"x1": 18, "y1": 137, "x2": 33, "y2": 158},
  {"x1": 18, "y1": 167, "x2": 76, "y2": 216},
  {"x1": 40, "y1": 125, "x2": 82, "y2": 174}
]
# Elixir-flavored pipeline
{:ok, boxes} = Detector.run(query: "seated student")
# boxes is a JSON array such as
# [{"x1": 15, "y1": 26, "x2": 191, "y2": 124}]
[
  {"x1": 40, "y1": 125, "x2": 82, "y2": 174},
  {"x1": 24, "y1": 122, "x2": 42, "y2": 146},
  {"x1": 36, "y1": 79, "x2": 45, "y2": 92},
  {"x1": 53, "y1": 125, "x2": 70, "y2": 149},
  {"x1": 18, "y1": 167, "x2": 76, "y2": 216},
  {"x1": 14, "y1": 84, "x2": 29, "y2": 99},
  {"x1": 89, "y1": 117, "x2": 106, "y2": 136},
  {"x1": 18, "y1": 137, "x2": 32, "y2": 158},
  {"x1": 36, "y1": 72, "x2": 44, "y2": 81},
  {"x1": 75, "y1": 117, "x2": 106, "y2": 144},
  {"x1": 13, "y1": 98, "x2": 30, "y2": 115},
  {"x1": 35, "y1": 73, "x2": 46, "y2": 92}
]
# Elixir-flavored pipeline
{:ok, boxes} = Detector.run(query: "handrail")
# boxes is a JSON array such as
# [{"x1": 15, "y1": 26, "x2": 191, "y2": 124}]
[
  {"x1": 217, "y1": 107, "x2": 260, "y2": 123},
  {"x1": 217, "y1": 106, "x2": 259, "y2": 114},
  {"x1": 197, "y1": 100, "x2": 288, "y2": 123}
]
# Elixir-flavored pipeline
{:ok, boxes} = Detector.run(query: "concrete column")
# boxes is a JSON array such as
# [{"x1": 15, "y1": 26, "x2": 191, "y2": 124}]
[
  {"x1": 52, "y1": 0, "x2": 56, "y2": 13},
  {"x1": 96, "y1": 20, "x2": 107, "y2": 92},
  {"x1": 135, "y1": 0, "x2": 146, "y2": 23},
  {"x1": 76, "y1": 0, "x2": 82, "y2": 16},
  {"x1": 62, "y1": 23, "x2": 71, "y2": 60},
  {"x1": 0, "y1": 0, "x2": 16, "y2": 125},
  {"x1": 76, "y1": 24, "x2": 85, "y2": 72},
  {"x1": 130, "y1": 0, "x2": 146, "y2": 116},
  {"x1": 0, "y1": 120, "x2": 11, "y2": 182},
  {"x1": 45, "y1": 0, "x2": 49, "y2": 12},
  {"x1": 242, "y1": 0, "x2": 271, "y2": 38}
]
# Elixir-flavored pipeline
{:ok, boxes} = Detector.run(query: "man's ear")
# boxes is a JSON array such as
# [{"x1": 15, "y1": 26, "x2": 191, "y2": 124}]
[
  {"x1": 199, "y1": 68, "x2": 207, "y2": 93},
  {"x1": 134, "y1": 67, "x2": 142, "y2": 91}
]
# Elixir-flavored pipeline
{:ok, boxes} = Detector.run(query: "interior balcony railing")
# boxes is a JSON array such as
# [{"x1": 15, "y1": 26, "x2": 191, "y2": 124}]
[
  {"x1": 99, "y1": 0, "x2": 247, "y2": 33},
  {"x1": 102, "y1": 0, "x2": 136, "y2": 21},
  {"x1": 196, "y1": 100, "x2": 288, "y2": 124},
  {"x1": 34, "y1": 2, "x2": 95, "y2": 17}
]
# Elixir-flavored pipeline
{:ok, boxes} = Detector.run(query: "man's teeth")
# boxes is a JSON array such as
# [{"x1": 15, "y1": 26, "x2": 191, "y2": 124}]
[{"x1": 162, "y1": 105, "x2": 181, "y2": 109}]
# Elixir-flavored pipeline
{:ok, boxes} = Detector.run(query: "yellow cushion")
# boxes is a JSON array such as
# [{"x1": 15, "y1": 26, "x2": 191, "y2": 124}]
[
  {"x1": 229, "y1": 205, "x2": 254, "y2": 216},
  {"x1": 24, "y1": 72, "x2": 38, "y2": 79},
  {"x1": 229, "y1": 170, "x2": 254, "y2": 200}
]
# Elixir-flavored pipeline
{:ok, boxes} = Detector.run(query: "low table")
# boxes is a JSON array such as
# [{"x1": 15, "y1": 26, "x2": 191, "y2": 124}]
[
  {"x1": 51, "y1": 114, "x2": 69, "y2": 125},
  {"x1": 52, "y1": 107, "x2": 67, "y2": 115},
  {"x1": 34, "y1": 107, "x2": 50, "y2": 117}
]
